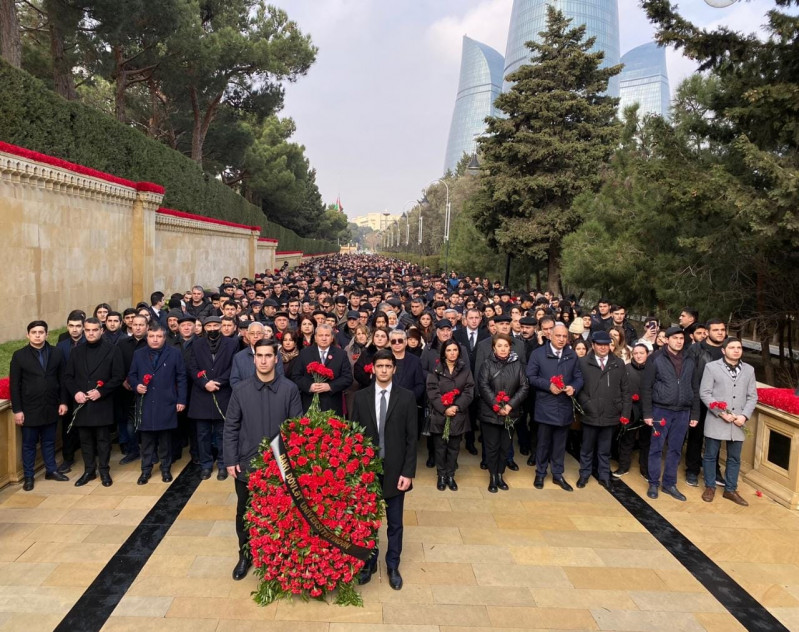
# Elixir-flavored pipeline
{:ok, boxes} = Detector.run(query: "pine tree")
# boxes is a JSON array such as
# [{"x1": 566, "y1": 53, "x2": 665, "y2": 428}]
[{"x1": 472, "y1": 6, "x2": 621, "y2": 294}]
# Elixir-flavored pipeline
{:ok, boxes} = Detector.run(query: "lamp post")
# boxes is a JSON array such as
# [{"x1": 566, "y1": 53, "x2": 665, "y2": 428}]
[{"x1": 421, "y1": 179, "x2": 451, "y2": 274}]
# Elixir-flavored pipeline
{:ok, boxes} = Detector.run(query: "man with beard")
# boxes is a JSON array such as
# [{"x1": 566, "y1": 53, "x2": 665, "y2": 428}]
[{"x1": 64, "y1": 318, "x2": 125, "y2": 487}]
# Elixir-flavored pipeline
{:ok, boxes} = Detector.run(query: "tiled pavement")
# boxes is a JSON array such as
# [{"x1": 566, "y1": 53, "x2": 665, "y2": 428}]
[{"x1": 1, "y1": 445, "x2": 799, "y2": 631}]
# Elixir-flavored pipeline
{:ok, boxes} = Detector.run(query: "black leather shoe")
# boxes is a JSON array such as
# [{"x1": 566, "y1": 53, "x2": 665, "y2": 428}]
[
  {"x1": 200, "y1": 469, "x2": 212, "y2": 480},
  {"x1": 426, "y1": 456, "x2": 435, "y2": 468},
  {"x1": 100, "y1": 474, "x2": 113, "y2": 487},
  {"x1": 162, "y1": 470, "x2": 173, "y2": 483},
  {"x1": 533, "y1": 475, "x2": 544, "y2": 489},
  {"x1": 358, "y1": 555, "x2": 377, "y2": 585},
  {"x1": 598, "y1": 478, "x2": 613, "y2": 490},
  {"x1": 387, "y1": 567, "x2": 403, "y2": 590},
  {"x1": 647, "y1": 484, "x2": 659, "y2": 499},
  {"x1": 137, "y1": 472, "x2": 151, "y2": 485},
  {"x1": 576, "y1": 477, "x2": 589, "y2": 489},
  {"x1": 526, "y1": 455, "x2": 535, "y2": 467},
  {"x1": 480, "y1": 461, "x2": 488, "y2": 470},
  {"x1": 217, "y1": 469, "x2": 228, "y2": 481},
  {"x1": 496, "y1": 474, "x2": 509, "y2": 491},
  {"x1": 553, "y1": 477, "x2": 573, "y2": 492},
  {"x1": 437, "y1": 475, "x2": 446, "y2": 491},
  {"x1": 506, "y1": 460, "x2": 519, "y2": 472},
  {"x1": 232, "y1": 556, "x2": 252, "y2": 581},
  {"x1": 488, "y1": 475, "x2": 498, "y2": 493},
  {"x1": 75, "y1": 472, "x2": 96, "y2": 487},
  {"x1": 466, "y1": 445, "x2": 478, "y2": 456},
  {"x1": 662, "y1": 485, "x2": 687, "y2": 502},
  {"x1": 22, "y1": 477, "x2": 34, "y2": 491},
  {"x1": 447, "y1": 476, "x2": 458, "y2": 491},
  {"x1": 45, "y1": 471, "x2": 69, "y2": 482},
  {"x1": 57, "y1": 461, "x2": 73, "y2": 474},
  {"x1": 119, "y1": 453, "x2": 140, "y2": 465}
]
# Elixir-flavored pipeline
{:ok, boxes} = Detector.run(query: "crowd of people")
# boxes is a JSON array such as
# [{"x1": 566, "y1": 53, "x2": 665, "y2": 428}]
[{"x1": 9, "y1": 254, "x2": 758, "y2": 588}]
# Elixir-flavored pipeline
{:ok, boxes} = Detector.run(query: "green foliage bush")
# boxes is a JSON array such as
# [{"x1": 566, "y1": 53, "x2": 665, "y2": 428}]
[{"x1": 0, "y1": 60, "x2": 335, "y2": 254}]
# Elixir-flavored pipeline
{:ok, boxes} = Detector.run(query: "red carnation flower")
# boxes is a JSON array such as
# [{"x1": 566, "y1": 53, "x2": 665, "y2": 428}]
[
  {"x1": 632, "y1": 394, "x2": 640, "y2": 402},
  {"x1": 197, "y1": 370, "x2": 207, "y2": 379},
  {"x1": 620, "y1": 417, "x2": 630, "y2": 425},
  {"x1": 550, "y1": 375, "x2": 565, "y2": 390},
  {"x1": 95, "y1": 380, "x2": 104, "y2": 388},
  {"x1": 142, "y1": 374, "x2": 153, "y2": 385},
  {"x1": 363, "y1": 363, "x2": 374, "y2": 375}
]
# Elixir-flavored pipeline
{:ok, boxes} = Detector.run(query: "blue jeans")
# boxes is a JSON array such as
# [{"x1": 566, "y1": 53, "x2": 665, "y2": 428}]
[
  {"x1": 195, "y1": 419, "x2": 223, "y2": 470},
  {"x1": 648, "y1": 407, "x2": 690, "y2": 489},
  {"x1": 704, "y1": 437, "x2": 742, "y2": 492},
  {"x1": 22, "y1": 423, "x2": 58, "y2": 478}
]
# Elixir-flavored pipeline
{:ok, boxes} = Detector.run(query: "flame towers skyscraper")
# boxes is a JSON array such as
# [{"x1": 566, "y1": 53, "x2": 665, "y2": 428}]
[
  {"x1": 503, "y1": 0, "x2": 620, "y2": 96},
  {"x1": 443, "y1": 36, "x2": 505, "y2": 174}
]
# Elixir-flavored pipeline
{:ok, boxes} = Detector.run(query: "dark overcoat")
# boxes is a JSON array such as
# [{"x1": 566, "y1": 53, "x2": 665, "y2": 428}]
[
  {"x1": 576, "y1": 352, "x2": 631, "y2": 427},
  {"x1": 128, "y1": 344, "x2": 188, "y2": 431},
  {"x1": 9, "y1": 342, "x2": 67, "y2": 426},
  {"x1": 426, "y1": 358, "x2": 474, "y2": 435},
  {"x1": 526, "y1": 343, "x2": 584, "y2": 427},
  {"x1": 64, "y1": 340, "x2": 125, "y2": 427},
  {"x1": 187, "y1": 336, "x2": 238, "y2": 420}
]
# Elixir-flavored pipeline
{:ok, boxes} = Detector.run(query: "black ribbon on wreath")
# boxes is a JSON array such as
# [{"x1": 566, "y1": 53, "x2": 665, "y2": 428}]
[{"x1": 272, "y1": 433, "x2": 373, "y2": 562}]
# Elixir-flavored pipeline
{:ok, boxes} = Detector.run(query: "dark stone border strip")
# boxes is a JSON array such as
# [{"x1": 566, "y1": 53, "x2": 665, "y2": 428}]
[
  {"x1": 54, "y1": 462, "x2": 202, "y2": 632},
  {"x1": 609, "y1": 480, "x2": 789, "y2": 632}
]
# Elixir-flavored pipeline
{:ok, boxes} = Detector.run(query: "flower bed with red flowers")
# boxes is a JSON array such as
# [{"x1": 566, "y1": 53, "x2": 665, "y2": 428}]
[
  {"x1": 757, "y1": 388, "x2": 799, "y2": 416},
  {"x1": 246, "y1": 406, "x2": 383, "y2": 607}
]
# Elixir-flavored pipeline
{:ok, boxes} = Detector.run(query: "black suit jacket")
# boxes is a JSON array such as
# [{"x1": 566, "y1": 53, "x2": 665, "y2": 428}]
[
  {"x1": 454, "y1": 327, "x2": 490, "y2": 373},
  {"x1": 291, "y1": 345, "x2": 353, "y2": 416},
  {"x1": 351, "y1": 384, "x2": 417, "y2": 500}
]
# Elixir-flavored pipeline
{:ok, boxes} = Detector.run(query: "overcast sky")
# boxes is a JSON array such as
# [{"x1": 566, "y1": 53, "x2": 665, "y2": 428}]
[{"x1": 269, "y1": 0, "x2": 777, "y2": 221}]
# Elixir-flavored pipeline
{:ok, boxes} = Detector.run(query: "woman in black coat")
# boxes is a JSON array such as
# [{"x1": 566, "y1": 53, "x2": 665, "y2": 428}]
[
  {"x1": 478, "y1": 333, "x2": 530, "y2": 493},
  {"x1": 426, "y1": 340, "x2": 474, "y2": 491},
  {"x1": 614, "y1": 343, "x2": 651, "y2": 479}
]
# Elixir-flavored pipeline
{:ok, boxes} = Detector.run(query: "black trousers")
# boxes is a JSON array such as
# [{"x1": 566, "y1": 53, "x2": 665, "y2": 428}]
[
  {"x1": 384, "y1": 492, "x2": 405, "y2": 570},
  {"x1": 234, "y1": 476, "x2": 250, "y2": 554},
  {"x1": 482, "y1": 422, "x2": 511, "y2": 477},
  {"x1": 535, "y1": 423, "x2": 569, "y2": 479},
  {"x1": 579, "y1": 424, "x2": 613, "y2": 481},
  {"x1": 433, "y1": 432, "x2": 461, "y2": 478},
  {"x1": 141, "y1": 429, "x2": 172, "y2": 473},
  {"x1": 617, "y1": 424, "x2": 651, "y2": 476},
  {"x1": 60, "y1": 413, "x2": 80, "y2": 463},
  {"x1": 78, "y1": 426, "x2": 112, "y2": 475}
]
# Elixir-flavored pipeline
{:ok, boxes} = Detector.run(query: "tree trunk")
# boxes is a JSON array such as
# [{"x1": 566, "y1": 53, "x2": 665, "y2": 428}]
[
  {"x1": 547, "y1": 241, "x2": 561, "y2": 296},
  {"x1": 113, "y1": 46, "x2": 127, "y2": 122},
  {"x1": 0, "y1": 0, "x2": 21, "y2": 68},
  {"x1": 46, "y1": 0, "x2": 76, "y2": 100}
]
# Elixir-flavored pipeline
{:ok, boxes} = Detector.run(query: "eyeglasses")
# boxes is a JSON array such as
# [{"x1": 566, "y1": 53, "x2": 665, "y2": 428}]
[{"x1": 390, "y1": 339, "x2": 404, "y2": 344}]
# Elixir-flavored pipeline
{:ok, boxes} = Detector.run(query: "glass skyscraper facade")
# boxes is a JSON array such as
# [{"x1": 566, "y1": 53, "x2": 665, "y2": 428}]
[
  {"x1": 618, "y1": 42, "x2": 670, "y2": 119},
  {"x1": 502, "y1": 0, "x2": 620, "y2": 97},
  {"x1": 443, "y1": 36, "x2": 505, "y2": 174}
]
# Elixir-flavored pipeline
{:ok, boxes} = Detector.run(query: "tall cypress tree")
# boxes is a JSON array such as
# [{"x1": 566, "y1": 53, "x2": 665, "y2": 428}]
[{"x1": 472, "y1": 6, "x2": 621, "y2": 293}]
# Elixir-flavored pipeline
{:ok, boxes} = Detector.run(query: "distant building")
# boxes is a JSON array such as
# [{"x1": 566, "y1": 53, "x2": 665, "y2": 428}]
[
  {"x1": 443, "y1": 36, "x2": 505, "y2": 174},
  {"x1": 503, "y1": 0, "x2": 621, "y2": 97},
  {"x1": 352, "y1": 212, "x2": 402, "y2": 232},
  {"x1": 618, "y1": 42, "x2": 670, "y2": 119}
]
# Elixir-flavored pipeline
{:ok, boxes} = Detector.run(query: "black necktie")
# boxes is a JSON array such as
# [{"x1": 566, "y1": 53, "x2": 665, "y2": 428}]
[
  {"x1": 378, "y1": 390, "x2": 387, "y2": 458},
  {"x1": 470, "y1": 332, "x2": 476, "y2": 350},
  {"x1": 38, "y1": 349, "x2": 46, "y2": 370}
]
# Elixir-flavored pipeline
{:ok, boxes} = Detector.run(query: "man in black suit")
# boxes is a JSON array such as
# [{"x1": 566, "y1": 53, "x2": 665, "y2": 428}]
[
  {"x1": 10, "y1": 320, "x2": 70, "y2": 491},
  {"x1": 291, "y1": 323, "x2": 352, "y2": 416},
  {"x1": 351, "y1": 349, "x2": 417, "y2": 591},
  {"x1": 453, "y1": 308, "x2": 489, "y2": 454}
]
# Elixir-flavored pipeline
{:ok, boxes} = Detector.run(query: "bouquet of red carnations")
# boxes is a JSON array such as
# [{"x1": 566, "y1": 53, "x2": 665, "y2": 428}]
[{"x1": 247, "y1": 411, "x2": 383, "y2": 607}]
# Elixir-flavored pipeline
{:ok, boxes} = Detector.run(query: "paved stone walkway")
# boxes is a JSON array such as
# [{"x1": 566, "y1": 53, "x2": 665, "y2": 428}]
[{"x1": 1, "y1": 444, "x2": 798, "y2": 631}]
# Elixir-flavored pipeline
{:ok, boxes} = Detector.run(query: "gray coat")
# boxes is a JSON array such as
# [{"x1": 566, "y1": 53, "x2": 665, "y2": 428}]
[{"x1": 699, "y1": 359, "x2": 757, "y2": 442}]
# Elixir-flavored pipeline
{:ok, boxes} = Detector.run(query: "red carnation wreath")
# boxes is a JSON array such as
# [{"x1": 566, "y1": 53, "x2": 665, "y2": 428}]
[{"x1": 246, "y1": 398, "x2": 383, "y2": 607}]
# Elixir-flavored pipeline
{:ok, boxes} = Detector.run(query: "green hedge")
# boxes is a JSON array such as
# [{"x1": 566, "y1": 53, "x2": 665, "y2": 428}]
[{"x1": 0, "y1": 60, "x2": 335, "y2": 255}]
